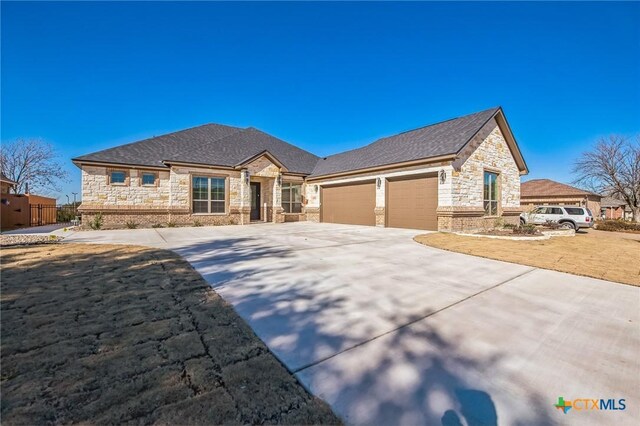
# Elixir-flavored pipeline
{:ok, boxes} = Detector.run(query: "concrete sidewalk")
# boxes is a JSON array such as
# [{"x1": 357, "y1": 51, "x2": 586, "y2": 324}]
[{"x1": 64, "y1": 223, "x2": 640, "y2": 425}]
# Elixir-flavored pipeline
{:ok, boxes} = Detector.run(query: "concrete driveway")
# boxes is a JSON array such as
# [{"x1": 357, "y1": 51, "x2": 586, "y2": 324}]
[{"x1": 65, "y1": 223, "x2": 640, "y2": 425}]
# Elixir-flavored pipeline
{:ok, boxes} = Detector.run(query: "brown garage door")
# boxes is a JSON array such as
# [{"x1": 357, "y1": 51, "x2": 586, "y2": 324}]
[
  {"x1": 387, "y1": 175, "x2": 438, "y2": 230},
  {"x1": 321, "y1": 181, "x2": 376, "y2": 226}
]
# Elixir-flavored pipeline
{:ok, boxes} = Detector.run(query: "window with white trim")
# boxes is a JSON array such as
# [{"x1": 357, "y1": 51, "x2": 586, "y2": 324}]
[
  {"x1": 110, "y1": 170, "x2": 126, "y2": 184},
  {"x1": 142, "y1": 172, "x2": 156, "y2": 186},
  {"x1": 192, "y1": 176, "x2": 225, "y2": 214},
  {"x1": 281, "y1": 183, "x2": 302, "y2": 213}
]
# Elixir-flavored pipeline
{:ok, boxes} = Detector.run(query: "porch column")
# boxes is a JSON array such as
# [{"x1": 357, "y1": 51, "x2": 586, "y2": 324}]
[
  {"x1": 239, "y1": 170, "x2": 251, "y2": 225},
  {"x1": 272, "y1": 175, "x2": 284, "y2": 223},
  {"x1": 375, "y1": 176, "x2": 385, "y2": 226}
]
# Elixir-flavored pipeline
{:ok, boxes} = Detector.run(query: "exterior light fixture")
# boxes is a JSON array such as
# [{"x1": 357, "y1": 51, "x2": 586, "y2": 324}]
[
  {"x1": 376, "y1": 177, "x2": 382, "y2": 189},
  {"x1": 439, "y1": 169, "x2": 447, "y2": 184},
  {"x1": 242, "y1": 169, "x2": 250, "y2": 185},
  {"x1": 276, "y1": 173, "x2": 282, "y2": 186},
  {"x1": 315, "y1": 185, "x2": 319, "y2": 193}
]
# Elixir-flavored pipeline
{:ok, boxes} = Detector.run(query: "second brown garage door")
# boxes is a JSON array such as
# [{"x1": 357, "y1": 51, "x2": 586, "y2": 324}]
[
  {"x1": 321, "y1": 181, "x2": 376, "y2": 226},
  {"x1": 386, "y1": 175, "x2": 438, "y2": 230}
]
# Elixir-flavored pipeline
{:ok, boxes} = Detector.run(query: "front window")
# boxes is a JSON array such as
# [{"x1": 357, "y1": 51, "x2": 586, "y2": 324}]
[
  {"x1": 192, "y1": 176, "x2": 226, "y2": 214},
  {"x1": 110, "y1": 171, "x2": 126, "y2": 184},
  {"x1": 483, "y1": 171, "x2": 499, "y2": 216},
  {"x1": 281, "y1": 183, "x2": 302, "y2": 213},
  {"x1": 142, "y1": 172, "x2": 156, "y2": 186}
]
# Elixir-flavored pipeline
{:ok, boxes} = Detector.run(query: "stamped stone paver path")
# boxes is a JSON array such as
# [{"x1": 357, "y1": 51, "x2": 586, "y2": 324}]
[{"x1": 0, "y1": 243, "x2": 339, "y2": 425}]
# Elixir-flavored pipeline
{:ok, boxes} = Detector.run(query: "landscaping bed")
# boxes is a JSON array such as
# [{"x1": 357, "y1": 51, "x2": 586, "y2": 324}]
[
  {"x1": 461, "y1": 223, "x2": 574, "y2": 240},
  {"x1": 0, "y1": 244, "x2": 340, "y2": 425},
  {"x1": 415, "y1": 232, "x2": 639, "y2": 286},
  {"x1": 0, "y1": 234, "x2": 61, "y2": 247}
]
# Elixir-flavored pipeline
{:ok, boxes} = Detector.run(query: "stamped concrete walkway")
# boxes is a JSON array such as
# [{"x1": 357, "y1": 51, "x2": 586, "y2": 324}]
[{"x1": 65, "y1": 223, "x2": 640, "y2": 425}]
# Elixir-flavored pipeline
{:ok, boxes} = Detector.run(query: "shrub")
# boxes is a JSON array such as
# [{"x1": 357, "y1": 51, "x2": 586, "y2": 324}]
[
  {"x1": 89, "y1": 212, "x2": 103, "y2": 230},
  {"x1": 167, "y1": 221, "x2": 177, "y2": 228},
  {"x1": 493, "y1": 218, "x2": 505, "y2": 229},
  {"x1": 125, "y1": 221, "x2": 138, "y2": 229},
  {"x1": 596, "y1": 220, "x2": 640, "y2": 233},
  {"x1": 512, "y1": 223, "x2": 538, "y2": 235},
  {"x1": 151, "y1": 223, "x2": 163, "y2": 228},
  {"x1": 193, "y1": 220, "x2": 203, "y2": 227},
  {"x1": 543, "y1": 220, "x2": 562, "y2": 230}
]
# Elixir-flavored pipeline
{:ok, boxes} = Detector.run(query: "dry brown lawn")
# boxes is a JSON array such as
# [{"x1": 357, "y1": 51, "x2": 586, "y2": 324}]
[
  {"x1": 415, "y1": 231, "x2": 640, "y2": 286},
  {"x1": 0, "y1": 244, "x2": 340, "y2": 425}
]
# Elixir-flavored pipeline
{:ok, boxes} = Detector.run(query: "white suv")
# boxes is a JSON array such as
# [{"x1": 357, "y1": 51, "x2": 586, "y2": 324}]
[{"x1": 520, "y1": 205, "x2": 594, "y2": 230}]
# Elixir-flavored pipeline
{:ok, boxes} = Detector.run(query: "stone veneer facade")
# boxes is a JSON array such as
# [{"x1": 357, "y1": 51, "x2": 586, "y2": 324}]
[
  {"x1": 78, "y1": 155, "x2": 307, "y2": 229},
  {"x1": 305, "y1": 119, "x2": 523, "y2": 231},
  {"x1": 78, "y1": 119, "x2": 524, "y2": 231}
]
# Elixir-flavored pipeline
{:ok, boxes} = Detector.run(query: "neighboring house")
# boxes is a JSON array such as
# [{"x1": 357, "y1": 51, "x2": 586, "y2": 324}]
[
  {"x1": 520, "y1": 179, "x2": 601, "y2": 214},
  {"x1": 1, "y1": 173, "x2": 17, "y2": 194},
  {"x1": 73, "y1": 106, "x2": 528, "y2": 231},
  {"x1": 0, "y1": 173, "x2": 57, "y2": 230},
  {"x1": 600, "y1": 197, "x2": 632, "y2": 220}
]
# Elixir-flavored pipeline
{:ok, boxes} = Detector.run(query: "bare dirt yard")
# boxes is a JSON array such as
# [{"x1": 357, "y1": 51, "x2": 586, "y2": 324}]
[
  {"x1": 415, "y1": 229, "x2": 640, "y2": 286},
  {"x1": 0, "y1": 243, "x2": 340, "y2": 425}
]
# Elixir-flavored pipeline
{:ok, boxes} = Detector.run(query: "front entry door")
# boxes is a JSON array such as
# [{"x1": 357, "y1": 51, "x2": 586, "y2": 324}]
[{"x1": 250, "y1": 182, "x2": 261, "y2": 221}]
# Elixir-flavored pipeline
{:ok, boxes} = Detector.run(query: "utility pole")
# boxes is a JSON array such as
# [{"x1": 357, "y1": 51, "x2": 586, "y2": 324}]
[
  {"x1": 66, "y1": 195, "x2": 70, "y2": 205},
  {"x1": 72, "y1": 192, "x2": 78, "y2": 206}
]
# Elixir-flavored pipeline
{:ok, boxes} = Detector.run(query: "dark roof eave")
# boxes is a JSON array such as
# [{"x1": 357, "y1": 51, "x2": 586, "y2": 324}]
[
  {"x1": 307, "y1": 154, "x2": 457, "y2": 180},
  {"x1": 72, "y1": 158, "x2": 168, "y2": 169}
]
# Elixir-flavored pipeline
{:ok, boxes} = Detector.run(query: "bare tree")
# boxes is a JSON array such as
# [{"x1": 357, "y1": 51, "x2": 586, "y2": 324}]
[
  {"x1": 0, "y1": 138, "x2": 69, "y2": 195},
  {"x1": 573, "y1": 134, "x2": 640, "y2": 221}
]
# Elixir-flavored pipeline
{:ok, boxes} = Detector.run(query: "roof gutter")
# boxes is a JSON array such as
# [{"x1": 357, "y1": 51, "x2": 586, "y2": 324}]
[{"x1": 72, "y1": 159, "x2": 168, "y2": 170}]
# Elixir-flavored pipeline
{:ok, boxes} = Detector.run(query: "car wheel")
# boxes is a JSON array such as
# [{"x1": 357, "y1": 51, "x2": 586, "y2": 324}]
[
  {"x1": 520, "y1": 218, "x2": 526, "y2": 225},
  {"x1": 559, "y1": 221, "x2": 575, "y2": 230}
]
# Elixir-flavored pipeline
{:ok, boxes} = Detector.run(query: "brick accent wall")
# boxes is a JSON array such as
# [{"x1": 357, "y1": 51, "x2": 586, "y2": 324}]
[{"x1": 81, "y1": 210, "x2": 243, "y2": 229}]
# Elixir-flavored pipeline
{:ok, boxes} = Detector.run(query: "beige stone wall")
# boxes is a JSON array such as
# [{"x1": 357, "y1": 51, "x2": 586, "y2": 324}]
[
  {"x1": 81, "y1": 165, "x2": 171, "y2": 207},
  {"x1": 79, "y1": 158, "x2": 288, "y2": 227},
  {"x1": 305, "y1": 207, "x2": 320, "y2": 223},
  {"x1": 437, "y1": 213, "x2": 520, "y2": 232},
  {"x1": 169, "y1": 166, "x2": 243, "y2": 211},
  {"x1": 246, "y1": 156, "x2": 280, "y2": 178},
  {"x1": 451, "y1": 123, "x2": 521, "y2": 211}
]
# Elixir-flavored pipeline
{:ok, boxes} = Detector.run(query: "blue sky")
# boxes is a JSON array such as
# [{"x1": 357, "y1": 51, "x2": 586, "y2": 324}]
[{"x1": 2, "y1": 1, "x2": 639, "y2": 202}]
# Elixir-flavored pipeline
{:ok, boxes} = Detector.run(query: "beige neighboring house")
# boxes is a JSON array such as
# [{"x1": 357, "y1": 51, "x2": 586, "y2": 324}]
[
  {"x1": 1, "y1": 173, "x2": 17, "y2": 194},
  {"x1": 73, "y1": 107, "x2": 528, "y2": 231},
  {"x1": 520, "y1": 179, "x2": 601, "y2": 214}
]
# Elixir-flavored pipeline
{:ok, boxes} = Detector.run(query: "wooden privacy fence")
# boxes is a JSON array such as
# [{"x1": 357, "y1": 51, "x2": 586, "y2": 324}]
[
  {"x1": 1, "y1": 194, "x2": 30, "y2": 229},
  {"x1": 0, "y1": 194, "x2": 77, "y2": 230}
]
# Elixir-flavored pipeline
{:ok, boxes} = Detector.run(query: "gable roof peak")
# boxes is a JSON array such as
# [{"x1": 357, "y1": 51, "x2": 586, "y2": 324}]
[{"x1": 309, "y1": 106, "x2": 509, "y2": 178}]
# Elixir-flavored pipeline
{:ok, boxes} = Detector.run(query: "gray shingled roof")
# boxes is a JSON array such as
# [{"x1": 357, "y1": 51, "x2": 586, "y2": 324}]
[
  {"x1": 309, "y1": 107, "x2": 500, "y2": 177},
  {"x1": 601, "y1": 196, "x2": 627, "y2": 208},
  {"x1": 73, "y1": 124, "x2": 320, "y2": 174},
  {"x1": 74, "y1": 107, "x2": 507, "y2": 177}
]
